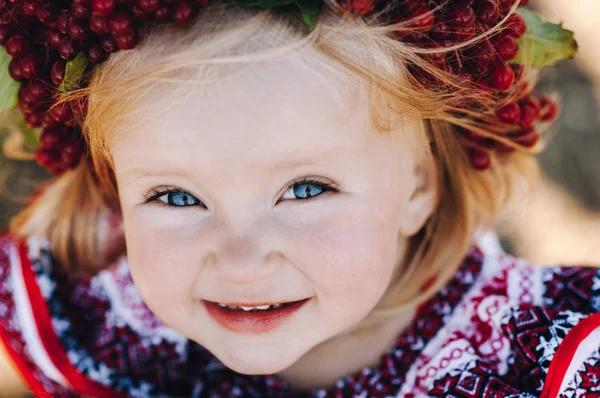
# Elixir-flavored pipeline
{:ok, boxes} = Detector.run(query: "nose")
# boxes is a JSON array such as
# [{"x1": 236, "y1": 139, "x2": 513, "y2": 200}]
[{"x1": 213, "y1": 231, "x2": 281, "y2": 285}]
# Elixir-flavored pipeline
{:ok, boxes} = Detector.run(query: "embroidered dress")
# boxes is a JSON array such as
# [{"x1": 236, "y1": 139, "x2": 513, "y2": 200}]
[{"x1": 0, "y1": 231, "x2": 598, "y2": 398}]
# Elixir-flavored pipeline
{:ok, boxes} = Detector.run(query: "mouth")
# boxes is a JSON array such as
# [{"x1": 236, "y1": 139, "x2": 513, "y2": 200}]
[{"x1": 202, "y1": 298, "x2": 310, "y2": 334}]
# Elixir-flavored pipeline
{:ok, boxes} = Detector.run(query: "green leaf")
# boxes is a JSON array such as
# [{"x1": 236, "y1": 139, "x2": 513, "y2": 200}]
[
  {"x1": 510, "y1": 8, "x2": 578, "y2": 68},
  {"x1": 298, "y1": 0, "x2": 321, "y2": 31},
  {"x1": 3, "y1": 107, "x2": 41, "y2": 150},
  {"x1": 228, "y1": 0, "x2": 320, "y2": 31},
  {"x1": 58, "y1": 52, "x2": 89, "y2": 93},
  {"x1": 0, "y1": 47, "x2": 20, "y2": 113},
  {"x1": 16, "y1": 117, "x2": 41, "y2": 149}
]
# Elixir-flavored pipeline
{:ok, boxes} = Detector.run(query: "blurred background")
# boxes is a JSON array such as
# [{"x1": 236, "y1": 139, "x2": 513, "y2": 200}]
[{"x1": 1, "y1": 1, "x2": 600, "y2": 268}]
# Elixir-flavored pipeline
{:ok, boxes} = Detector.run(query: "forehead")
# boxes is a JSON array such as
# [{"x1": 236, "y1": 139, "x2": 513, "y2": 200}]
[{"x1": 112, "y1": 53, "x2": 374, "y2": 178}]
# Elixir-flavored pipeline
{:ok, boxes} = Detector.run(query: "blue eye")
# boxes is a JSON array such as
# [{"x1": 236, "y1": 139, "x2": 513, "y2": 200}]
[
  {"x1": 157, "y1": 191, "x2": 200, "y2": 207},
  {"x1": 281, "y1": 178, "x2": 338, "y2": 201}
]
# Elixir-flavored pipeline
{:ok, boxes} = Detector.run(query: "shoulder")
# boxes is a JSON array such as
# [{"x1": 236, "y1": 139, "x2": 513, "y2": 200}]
[
  {"x1": 404, "y1": 230, "x2": 600, "y2": 397},
  {"x1": 469, "y1": 229, "x2": 599, "y2": 313}
]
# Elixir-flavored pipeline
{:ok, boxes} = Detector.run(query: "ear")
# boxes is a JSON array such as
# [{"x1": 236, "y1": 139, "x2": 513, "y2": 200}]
[{"x1": 397, "y1": 152, "x2": 440, "y2": 237}]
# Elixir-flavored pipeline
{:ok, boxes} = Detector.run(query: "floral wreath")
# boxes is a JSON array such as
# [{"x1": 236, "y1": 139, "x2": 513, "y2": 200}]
[{"x1": 0, "y1": 0, "x2": 577, "y2": 174}]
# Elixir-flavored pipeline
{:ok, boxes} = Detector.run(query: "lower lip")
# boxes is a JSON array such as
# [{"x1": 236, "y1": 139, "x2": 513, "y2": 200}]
[{"x1": 203, "y1": 299, "x2": 309, "y2": 334}]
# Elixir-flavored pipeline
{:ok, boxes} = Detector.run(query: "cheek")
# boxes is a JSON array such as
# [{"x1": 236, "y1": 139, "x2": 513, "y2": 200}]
[
  {"x1": 294, "y1": 208, "x2": 400, "y2": 325},
  {"x1": 121, "y1": 211, "x2": 200, "y2": 320}
]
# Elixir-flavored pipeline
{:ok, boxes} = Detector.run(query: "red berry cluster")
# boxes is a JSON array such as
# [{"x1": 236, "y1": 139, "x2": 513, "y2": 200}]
[
  {"x1": 0, "y1": 0, "x2": 207, "y2": 174},
  {"x1": 338, "y1": 0, "x2": 559, "y2": 170},
  {"x1": 1, "y1": 0, "x2": 558, "y2": 174}
]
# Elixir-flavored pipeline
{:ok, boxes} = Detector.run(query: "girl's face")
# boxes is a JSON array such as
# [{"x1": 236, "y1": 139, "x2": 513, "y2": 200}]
[{"x1": 112, "y1": 55, "x2": 438, "y2": 375}]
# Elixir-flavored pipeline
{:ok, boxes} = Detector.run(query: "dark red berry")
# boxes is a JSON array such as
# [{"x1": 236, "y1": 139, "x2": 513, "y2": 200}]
[
  {"x1": 468, "y1": 148, "x2": 491, "y2": 170},
  {"x1": 477, "y1": 0, "x2": 500, "y2": 25},
  {"x1": 505, "y1": 13, "x2": 526, "y2": 38},
  {"x1": 461, "y1": 128, "x2": 486, "y2": 143},
  {"x1": 512, "y1": 127, "x2": 539, "y2": 147},
  {"x1": 46, "y1": 29, "x2": 63, "y2": 48},
  {"x1": 36, "y1": 3, "x2": 60, "y2": 23},
  {"x1": 5, "y1": 35, "x2": 30, "y2": 58},
  {"x1": 41, "y1": 112, "x2": 61, "y2": 128},
  {"x1": 50, "y1": 60, "x2": 66, "y2": 85},
  {"x1": 465, "y1": 43, "x2": 496, "y2": 73},
  {"x1": 539, "y1": 96, "x2": 558, "y2": 122},
  {"x1": 450, "y1": 7, "x2": 475, "y2": 27},
  {"x1": 475, "y1": 76, "x2": 494, "y2": 93},
  {"x1": 27, "y1": 80, "x2": 49, "y2": 101},
  {"x1": 153, "y1": 5, "x2": 174, "y2": 23},
  {"x1": 511, "y1": 64, "x2": 524, "y2": 80},
  {"x1": 48, "y1": 165, "x2": 67, "y2": 175},
  {"x1": 89, "y1": 13, "x2": 109, "y2": 34},
  {"x1": 114, "y1": 30, "x2": 139, "y2": 49},
  {"x1": 100, "y1": 35, "x2": 119, "y2": 53},
  {"x1": 0, "y1": 24, "x2": 9, "y2": 46},
  {"x1": 22, "y1": 0, "x2": 38, "y2": 16},
  {"x1": 490, "y1": 61, "x2": 515, "y2": 91},
  {"x1": 408, "y1": 5, "x2": 435, "y2": 32},
  {"x1": 18, "y1": 54, "x2": 44, "y2": 79},
  {"x1": 35, "y1": 148, "x2": 62, "y2": 167},
  {"x1": 86, "y1": 45, "x2": 108, "y2": 63},
  {"x1": 57, "y1": 10, "x2": 71, "y2": 34},
  {"x1": 49, "y1": 102, "x2": 74, "y2": 124},
  {"x1": 71, "y1": 97, "x2": 88, "y2": 119},
  {"x1": 68, "y1": 17, "x2": 90, "y2": 40},
  {"x1": 107, "y1": 12, "x2": 133, "y2": 36},
  {"x1": 495, "y1": 34, "x2": 519, "y2": 61},
  {"x1": 518, "y1": 98, "x2": 540, "y2": 128},
  {"x1": 453, "y1": 22, "x2": 476, "y2": 41},
  {"x1": 499, "y1": 0, "x2": 517, "y2": 14},
  {"x1": 139, "y1": 0, "x2": 160, "y2": 13},
  {"x1": 338, "y1": 0, "x2": 375, "y2": 16},
  {"x1": 40, "y1": 127, "x2": 65, "y2": 149},
  {"x1": 430, "y1": 20, "x2": 454, "y2": 41},
  {"x1": 71, "y1": 3, "x2": 92, "y2": 19},
  {"x1": 24, "y1": 112, "x2": 42, "y2": 128},
  {"x1": 130, "y1": 5, "x2": 147, "y2": 22},
  {"x1": 19, "y1": 100, "x2": 43, "y2": 115},
  {"x1": 62, "y1": 142, "x2": 83, "y2": 168},
  {"x1": 174, "y1": 1, "x2": 195, "y2": 24},
  {"x1": 496, "y1": 102, "x2": 521, "y2": 124},
  {"x1": 92, "y1": 0, "x2": 115, "y2": 16},
  {"x1": 57, "y1": 38, "x2": 79, "y2": 60},
  {"x1": 8, "y1": 58, "x2": 25, "y2": 81},
  {"x1": 18, "y1": 86, "x2": 33, "y2": 105}
]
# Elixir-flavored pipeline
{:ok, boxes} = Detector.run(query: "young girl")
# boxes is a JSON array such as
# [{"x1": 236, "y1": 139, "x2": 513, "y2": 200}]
[{"x1": 0, "y1": 0, "x2": 598, "y2": 396}]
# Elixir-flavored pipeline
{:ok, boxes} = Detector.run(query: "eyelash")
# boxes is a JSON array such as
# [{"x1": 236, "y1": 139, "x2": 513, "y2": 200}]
[{"x1": 141, "y1": 178, "x2": 340, "y2": 209}]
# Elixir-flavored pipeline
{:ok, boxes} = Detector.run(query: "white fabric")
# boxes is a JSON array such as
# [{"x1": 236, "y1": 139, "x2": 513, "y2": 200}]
[{"x1": 9, "y1": 241, "x2": 68, "y2": 386}]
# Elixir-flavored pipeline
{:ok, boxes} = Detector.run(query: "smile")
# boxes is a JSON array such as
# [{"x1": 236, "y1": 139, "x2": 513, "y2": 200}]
[{"x1": 203, "y1": 298, "x2": 310, "y2": 334}]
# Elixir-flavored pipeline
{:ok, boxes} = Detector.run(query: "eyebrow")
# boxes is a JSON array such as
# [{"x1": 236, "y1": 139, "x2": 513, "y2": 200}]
[{"x1": 122, "y1": 152, "x2": 330, "y2": 183}]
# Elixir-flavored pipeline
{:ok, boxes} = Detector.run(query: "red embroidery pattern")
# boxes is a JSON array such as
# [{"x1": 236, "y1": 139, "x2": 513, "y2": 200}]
[{"x1": 0, "y1": 232, "x2": 598, "y2": 397}]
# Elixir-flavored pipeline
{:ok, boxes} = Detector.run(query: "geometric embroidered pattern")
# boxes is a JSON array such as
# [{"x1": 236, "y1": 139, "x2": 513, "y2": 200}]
[{"x1": 0, "y1": 232, "x2": 599, "y2": 398}]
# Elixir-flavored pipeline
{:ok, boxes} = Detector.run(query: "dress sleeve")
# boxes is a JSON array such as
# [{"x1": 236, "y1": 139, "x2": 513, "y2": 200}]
[
  {"x1": 540, "y1": 311, "x2": 600, "y2": 397},
  {"x1": 0, "y1": 232, "x2": 73, "y2": 396},
  {"x1": 420, "y1": 254, "x2": 600, "y2": 398},
  {"x1": 495, "y1": 263, "x2": 600, "y2": 397}
]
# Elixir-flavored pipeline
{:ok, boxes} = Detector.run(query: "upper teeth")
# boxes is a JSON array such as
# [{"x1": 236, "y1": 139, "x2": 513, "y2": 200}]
[{"x1": 217, "y1": 303, "x2": 283, "y2": 311}]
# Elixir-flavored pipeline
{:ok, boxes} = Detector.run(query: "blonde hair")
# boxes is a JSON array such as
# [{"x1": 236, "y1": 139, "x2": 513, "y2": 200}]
[{"x1": 10, "y1": 0, "x2": 541, "y2": 323}]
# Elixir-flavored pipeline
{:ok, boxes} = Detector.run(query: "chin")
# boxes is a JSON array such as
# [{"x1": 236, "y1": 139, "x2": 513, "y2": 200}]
[{"x1": 213, "y1": 345, "x2": 303, "y2": 375}]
